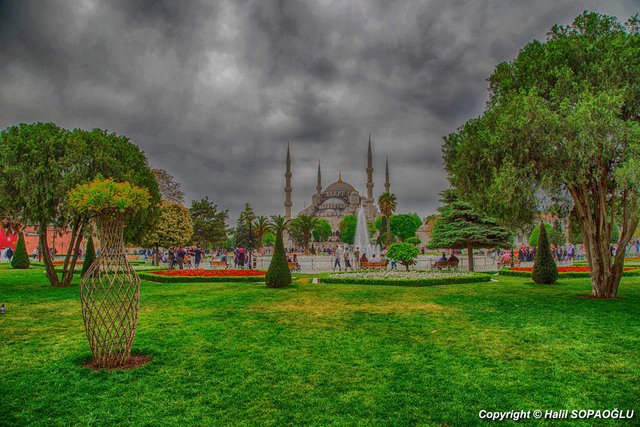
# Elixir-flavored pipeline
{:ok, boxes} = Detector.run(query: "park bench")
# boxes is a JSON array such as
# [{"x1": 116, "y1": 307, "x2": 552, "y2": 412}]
[
  {"x1": 288, "y1": 261, "x2": 300, "y2": 271},
  {"x1": 434, "y1": 260, "x2": 459, "y2": 270},
  {"x1": 126, "y1": 255, "x2": 139, "y2": 261},
  {"x1": 360, "y1": 261, "x2": 387, "y2": 269},
  {"x1": 209, "y1": 260, "x2": 227, "y2": 269}
]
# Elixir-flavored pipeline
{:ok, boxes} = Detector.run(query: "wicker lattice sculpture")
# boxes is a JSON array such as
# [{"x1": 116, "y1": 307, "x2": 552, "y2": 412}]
[{"x1": 69, "y1": 179, "x2": 150, "y2": 368}]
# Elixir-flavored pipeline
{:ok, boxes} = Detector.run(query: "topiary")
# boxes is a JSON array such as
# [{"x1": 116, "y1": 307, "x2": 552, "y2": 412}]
[
  {"x1": 386, "y1": 242, "x2": 419, "y2": 271},
  {"x1": 528, "y1": 223, "x2": 554, "y2": 246},
  {"x1": 81, "y1": 237, "x2": 96, "y2": 278},
  {"x1": 532, "y1": 221, "x2": 558, "y2": 284},
  {"x1": 11, "y1": 232, "x2": 30, "y2": 269},
  {"x1": 265, "y1": 230, "x2": 292, "y2": 288}
]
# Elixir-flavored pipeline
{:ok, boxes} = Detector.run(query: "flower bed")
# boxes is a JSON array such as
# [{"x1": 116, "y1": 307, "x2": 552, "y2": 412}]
[
  {"x1": 499, "y1": 266, "x2": 640, "y2": 278},
  {"x1": 139, "y1": 269, "x2": 266, "y2": 283},
  {"x1": 320, "y1": 270, "x2": 491, "y2": 287}
]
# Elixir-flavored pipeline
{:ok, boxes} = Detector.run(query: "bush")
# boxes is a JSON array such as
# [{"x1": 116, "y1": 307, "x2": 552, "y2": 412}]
[
  {"x1": 11, "y1": 233, "x2": 30, "y2": 269},
  {"x1": 265, "y1": 231, "x2": 292, "y2": 288},
  {"x1": 531, "y1": 222, "x2": 558, "y2": 284},
  {"x1": 386, "y1": 243, "x2": 419, "y2": 270},
  {"x1": 81, "y1": 237, "x2": 96, "y2": 277}
]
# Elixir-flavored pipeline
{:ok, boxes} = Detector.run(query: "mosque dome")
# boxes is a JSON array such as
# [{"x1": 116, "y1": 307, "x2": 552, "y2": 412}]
[{"x1": 324, "y1": 173, "x2": 357, "y2": 194}]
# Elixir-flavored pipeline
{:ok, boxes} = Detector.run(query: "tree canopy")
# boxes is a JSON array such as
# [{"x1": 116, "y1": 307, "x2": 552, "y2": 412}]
[
  {"x1": 234, "y1": 203, "x2": 257, "y2": 250},
  {"x1": 339, "y1": 215, "x2": 357, "y2": 244},
  {"x1": 143, "y1": 201, "x2": 193, "y2": 249},
  {"x1": 312, "y1": 218, "x2": 332, "y2": 242},
  {"x1": 389, "y1": 213, "x2": 422, "y2": 242},
  {"x1": 429, "y1": 189, "x2": 512, "y2": 271},
  {"x1": 442, "y1": 12, "x2": 640, "y2": 297},
  {"x1": 153, "y1": 168, "x2": 185, "y2": 205},
  {"x1": 386, "y1": 243, "x2": 419, "y2": 271},
  {"x1": 0, "y1": 124, "x2": 159, "y2": 287},
  {"x1": 189, "y1": 197, "x2": 228, "y2": 248}
]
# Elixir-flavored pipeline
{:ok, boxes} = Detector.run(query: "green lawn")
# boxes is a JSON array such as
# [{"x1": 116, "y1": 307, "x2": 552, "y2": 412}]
[{"x1": 1, "y1": 266, "x2": 639, "y2": 426}]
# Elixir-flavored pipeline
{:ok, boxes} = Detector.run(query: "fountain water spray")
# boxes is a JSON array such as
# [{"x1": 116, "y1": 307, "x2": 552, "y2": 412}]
[{"x1": 354, "y1": 207, "x2": 381, "y2": 259}]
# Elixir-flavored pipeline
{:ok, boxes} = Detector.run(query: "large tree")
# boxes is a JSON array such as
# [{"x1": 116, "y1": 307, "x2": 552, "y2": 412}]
[
  {"x1": 389, "y1": 213, "x2": 422, "y2": 242},
  {"x1": 143, "y1": 201, "x2": 193, "y2": 264},
  {"x1": 189, "y1": 197, "x2": 228, "y2": 249},
  {"x1": 312, "y1": 218, "x2": 331, "y2": 243},
  {"x1": 429, "y1": 190, "x2": 512, "y2": 271},
  {"x1": 339, "y1": 214, "x2": 357, "y2": 245},
  {"x1": 378, "y1": 192, "x2": 398, "y2": 246},
  {"x1": 153, "y1": 168, "x2": 185, "y2": 205},
  {"x1": 234, "y1": 203, "x2": 256, "y2": 250},
  {"x1": 0, "y1": 124, "x2": 159, "y2": 287},
  {"x1": 443, "y1": 12, "x2": 640, "y2": 298}
]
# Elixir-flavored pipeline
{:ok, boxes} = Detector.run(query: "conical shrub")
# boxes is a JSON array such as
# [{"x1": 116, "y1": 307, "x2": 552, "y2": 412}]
[
  {"x1": 81, "y1": 237, "x2": 96, "y2": 278},
  {"x1": 265, "y1": 231, "x2": 291, "y2": 288},
  {"x1": 532, "y1": 221, "x2": 558, "y2": 284},
  {"x1": 11, "y1": 233, "x2": 30, "y2": 269}
]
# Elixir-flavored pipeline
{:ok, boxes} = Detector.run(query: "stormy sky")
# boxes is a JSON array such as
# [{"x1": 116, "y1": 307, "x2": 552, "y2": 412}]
[{"x1": 1, "y1": 1, "x2": 637, "y2": 220}]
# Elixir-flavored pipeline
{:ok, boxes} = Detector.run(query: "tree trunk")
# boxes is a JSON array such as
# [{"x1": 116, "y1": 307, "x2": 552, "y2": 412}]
[
  {"x1": 154, "y1": 244, "x2": 160, "y2": 266},
  {"x1": 570, "y1": 184, "x2": 638, "y2": 299},
  {"x1": 61, "y1": 226, "x2": 84, "y2": 287},
  {"x1": 39, "y1": 225, "x2": 60, "y2": 287},
  {"x1": 387, "y1": 215, "x2": 391, "y2": 247},
  {"x1": 467, "y1": 244, "x2": 474, "y2": 272}
]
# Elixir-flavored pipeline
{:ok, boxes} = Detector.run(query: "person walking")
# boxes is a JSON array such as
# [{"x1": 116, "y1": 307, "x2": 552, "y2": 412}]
[
  {"x1": 353, "y1": 246, "x2": 360, "y2": 269},
  {"x1": 333, "y1": 246, "x2": 342, "y2": 271},
  {"x1": 194, "y1": 247, "x2": 202, "y2": 268},
  {"x1": 168, "y1": 247, "x2": 176, "y2": 270}
]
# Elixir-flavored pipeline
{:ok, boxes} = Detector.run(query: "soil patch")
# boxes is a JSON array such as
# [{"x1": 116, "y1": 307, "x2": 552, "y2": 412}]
[{"x1": 82, "y1": 354, "x2": 152, "y2": 371}]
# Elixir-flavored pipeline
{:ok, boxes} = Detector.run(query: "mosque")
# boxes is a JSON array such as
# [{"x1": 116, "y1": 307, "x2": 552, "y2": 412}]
[{"x1": 284, "y1": 136, "x2": 391, "y2": 238}]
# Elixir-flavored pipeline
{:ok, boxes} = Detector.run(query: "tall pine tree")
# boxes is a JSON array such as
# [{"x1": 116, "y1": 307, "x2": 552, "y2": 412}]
[{"x1": 428, "y1": 189, "x2": 512, "y2": 271}]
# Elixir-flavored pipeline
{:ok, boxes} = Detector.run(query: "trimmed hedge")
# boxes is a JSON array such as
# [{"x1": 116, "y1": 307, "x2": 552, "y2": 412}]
[
  {"x1": 498, "y1": 267, "x2": 640, "y2": 279},
  {"x1": 138, "y1": 271, "x2": 266, "y2": 283},
  {"x1": 319, "y1": 272, "x2": 491, "y2": 287},
  {"x1": 531, "y1": 222, "x2": 558, "y2": 284}
]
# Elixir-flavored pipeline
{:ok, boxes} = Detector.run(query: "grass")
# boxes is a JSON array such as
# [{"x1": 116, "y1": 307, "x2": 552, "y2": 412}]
[{"x1": 1, "y1": 265, "x2": 639, "y2": 426}]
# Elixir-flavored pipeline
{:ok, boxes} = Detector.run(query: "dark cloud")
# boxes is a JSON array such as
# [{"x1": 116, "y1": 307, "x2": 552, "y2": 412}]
[{"x1": 1, "y1": 0, "x2": 638, "y2": 221}]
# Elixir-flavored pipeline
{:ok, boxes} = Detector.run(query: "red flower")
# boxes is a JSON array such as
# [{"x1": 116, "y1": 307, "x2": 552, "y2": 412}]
[
  {"x1": 52, "y1": 261, "x2": 84, "y2": 265},
  {"x1": 150, "y1": 269, "x2": 266, "y2": 277}
]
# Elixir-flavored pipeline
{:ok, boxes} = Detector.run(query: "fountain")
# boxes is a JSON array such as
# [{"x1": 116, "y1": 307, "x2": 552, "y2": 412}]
[{"x1": 354, "y1": 207, "x2": 381, "y2": 259}]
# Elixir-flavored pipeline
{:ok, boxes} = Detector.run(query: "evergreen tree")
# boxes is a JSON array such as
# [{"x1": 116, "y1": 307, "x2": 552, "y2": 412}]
[
  {"x1": 81, "y1": 237, "x2": 96, "y2": 277},
  {"x1": 266, "y1": 215, "x2": 291, "y2": 288},
  {"x1": 11, "y1": 233, "x2": 30, "y2": 269},
  {"x1": 532, "y1": 221, "x2": 558, "y2": 284},
  {"x1": 428, "y1": 189, "x2": 512, "y2": 271}
]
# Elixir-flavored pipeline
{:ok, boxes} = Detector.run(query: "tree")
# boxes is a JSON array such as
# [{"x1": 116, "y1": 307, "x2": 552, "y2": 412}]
[
  {"x1": 312, "y1": 218, "x2": 331, "y2": 242},
  {"x1": 443, "y1": 12, "x2": 640, "y2": 298},
  {"x1": 378, "y1": 192, "x2": 398, "y2": 246},
  {"x1": 153, "y1": 168, "x2": 185, "y2": 205},
  {"x1": 291, "y1": 214, "x2": 318, "y2": 253},
  {"x1": 389, "y1": 213, "x2": 422, "y2": 242},
  {"x1": 0, "y1": 124, "x2": 160, "y2": 287},
  {"x1": 234, "y1": 203, "x2": 256, "y2": 250},
  {"x1": 532, "y1": 222, "x2": 559, "y2": 284},
  {"x1": 143, "y1": 201, "x2": 193, "y2": 264},
  {"x1": 11, "y1": 233, "x2": 29, "y2": 269},
  {"x1": 81, "y1": 237, "x2": 96, "y2": 277},
  {"x1": 253, "y1": 216, "x2": 271, "y2": 250},
  {"x1": 339, "y1": 215, "x2": 357, "y2": 244},
  {"x1": 262, "y1": 231, "x2": 276, "y2": 247},
  {"x1": 428, "y1": 190, "x2": 512, "y2": 271},
  {"x1": 568, "y1": 208, "x2": 619, "y2": 244},
  {"x1": 266, "y1": 215, "x2": 292, "y2": 288},
  {"x1": 551, "y1": 220, "x2": 566, "y2": 248},
  {"x1": 386, "y1": 243, "x2": 419, "y2": 271},
  {"x1": 189, "y1": 197, "x2": 228, "y2": 249},
  {"x1": 406, "y1": 237, "x2": 421, "y2": 245}
]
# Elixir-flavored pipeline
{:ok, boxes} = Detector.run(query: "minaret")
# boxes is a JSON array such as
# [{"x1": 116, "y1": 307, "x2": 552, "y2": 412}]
[
  {"x1": 384, "y1": 155, "x2": 390, "y2": 193},
  {"x1": 366, "y1": 134, "x2": 374, "y2": 219},
  {"x1": 284, "y1": 143, "x2": 292, "y2": 221},
  {"x1": 316, "y1": 161, "x2": 322, "y2": 194}
]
